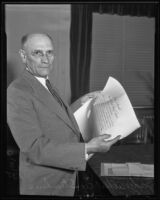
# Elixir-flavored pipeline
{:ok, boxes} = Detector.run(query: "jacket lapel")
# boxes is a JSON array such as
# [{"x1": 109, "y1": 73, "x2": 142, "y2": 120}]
[
  {"x1": 23, "y1": 70, "x2": 80, "y2": 137},
  {"x1": 49, "y1": 81, "x2": 81, "y2": 133}
]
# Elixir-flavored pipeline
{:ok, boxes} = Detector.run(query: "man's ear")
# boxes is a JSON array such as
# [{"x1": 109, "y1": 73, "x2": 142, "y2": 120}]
[{"x1": 19, "y1": 49, "x2": 26, "y2": 63}]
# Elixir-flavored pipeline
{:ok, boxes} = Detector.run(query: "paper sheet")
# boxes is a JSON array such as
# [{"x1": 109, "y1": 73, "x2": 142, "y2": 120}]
[
  {"x1": 74, "y1": 77, "x2": 141, "y2": 142},
  {"x1": 101, "y1": 163, "x2": 154, "y2": 177}
]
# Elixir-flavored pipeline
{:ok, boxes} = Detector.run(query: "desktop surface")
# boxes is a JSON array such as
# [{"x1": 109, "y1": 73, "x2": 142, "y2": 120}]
[{"x1": 88, "y1": 144, "x2": 154, "y2": 196}]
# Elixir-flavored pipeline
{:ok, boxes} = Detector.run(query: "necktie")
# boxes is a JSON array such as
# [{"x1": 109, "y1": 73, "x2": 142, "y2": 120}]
[
  {"x1": 45, "y1": 79, "x2": 64, "y2": 108},
  {"x1": 46, "y1": 79, "x2": 80, "y2": 135}
]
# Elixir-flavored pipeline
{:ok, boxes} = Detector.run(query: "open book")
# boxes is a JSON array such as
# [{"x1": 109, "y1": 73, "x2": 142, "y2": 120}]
[{"x1": 74, "y1": 77, "x2": 141, "y2": 142}]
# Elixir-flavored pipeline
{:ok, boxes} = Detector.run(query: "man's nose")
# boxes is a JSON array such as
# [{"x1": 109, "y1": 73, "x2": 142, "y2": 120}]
[{"x1": 41, "y1": 54, "x2": 49, "y2": 63}]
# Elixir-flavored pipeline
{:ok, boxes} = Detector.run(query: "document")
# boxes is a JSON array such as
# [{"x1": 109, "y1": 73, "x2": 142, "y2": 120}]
[
  {"x1": 74, "y1": 77, "x2": 141, "y2": 142},
  {"x1": 101, "y1": 163, "x2": 129, "y2": 176},
  {"x1": 101, "y1": 163, "x2": 154, "y2": 177}
]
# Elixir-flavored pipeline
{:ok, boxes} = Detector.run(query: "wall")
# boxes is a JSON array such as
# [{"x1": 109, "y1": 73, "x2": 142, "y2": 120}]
[{"x1": 6, "y1": 4, "x2": 71, "y2": 103}]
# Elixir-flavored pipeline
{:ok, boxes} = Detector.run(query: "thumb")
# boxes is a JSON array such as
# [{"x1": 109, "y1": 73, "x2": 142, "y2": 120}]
[
  {"x1": 107, "y1": 135, "x2": 121, "y2": 145},
  {"x1": 100, "y1": 134, "x2": 111, "y2": 139}
]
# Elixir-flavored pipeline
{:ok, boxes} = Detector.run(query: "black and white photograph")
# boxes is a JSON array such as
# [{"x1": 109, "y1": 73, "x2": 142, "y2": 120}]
[{"x1": 1, "y1": 2, "x2": 159, "y2": 199}]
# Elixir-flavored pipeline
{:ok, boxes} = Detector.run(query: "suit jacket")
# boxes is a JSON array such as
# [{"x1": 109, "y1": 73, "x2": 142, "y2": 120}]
[{"x1": 7, "y1": 70, "x2": 86, "y2": 196}]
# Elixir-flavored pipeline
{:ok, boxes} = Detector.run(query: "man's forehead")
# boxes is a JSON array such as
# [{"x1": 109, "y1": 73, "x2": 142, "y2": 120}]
[{"x1": 25, "y1": 34, "x2": 54, "y2": 50}]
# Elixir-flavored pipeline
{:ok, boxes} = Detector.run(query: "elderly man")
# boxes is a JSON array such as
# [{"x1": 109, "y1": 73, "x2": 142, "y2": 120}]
[{"x1": 7, "y1": 33, "x2": 120, "y2": 196}]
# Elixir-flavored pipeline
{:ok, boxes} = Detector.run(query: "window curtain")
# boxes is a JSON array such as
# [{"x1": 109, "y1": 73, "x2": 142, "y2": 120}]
[
  {"x1": 94, "y1": 3, "x2": 156, "y2": 17},
  {"x1": 70, "y1": 3, "x2": 157, "y2": 103},
  {"x1": 70, "y1": 4, "x2": 92, "y2": 103}
]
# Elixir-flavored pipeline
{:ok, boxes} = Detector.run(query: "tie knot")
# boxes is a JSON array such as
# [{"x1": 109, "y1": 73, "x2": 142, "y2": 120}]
[
  {"x1": 45, "y1": 79, "x2": 53, "y2": 91},
  {"x1": 45, "y1": 78, "x2": 50, "y2": 85}
]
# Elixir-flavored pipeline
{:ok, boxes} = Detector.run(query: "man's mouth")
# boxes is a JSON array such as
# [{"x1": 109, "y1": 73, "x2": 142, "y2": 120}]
[{"x1": 40, "y1": 66, "x2": 49, "y2": 68}]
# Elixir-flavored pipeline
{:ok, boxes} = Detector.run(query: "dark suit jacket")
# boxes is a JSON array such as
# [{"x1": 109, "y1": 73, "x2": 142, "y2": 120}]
[{"x1": 7, "y1": 70, "x2": 86, "y2": 196}]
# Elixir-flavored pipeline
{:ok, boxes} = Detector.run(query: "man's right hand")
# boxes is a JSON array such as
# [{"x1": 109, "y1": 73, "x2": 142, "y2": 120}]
[{"x1": 85, "y1": 134, "x2": 121, "y2": 154}]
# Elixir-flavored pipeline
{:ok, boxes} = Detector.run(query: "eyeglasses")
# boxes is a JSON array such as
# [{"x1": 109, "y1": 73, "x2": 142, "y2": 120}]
[{"x1": 31, "y1": 50, "x2": 54, "y2": 58}]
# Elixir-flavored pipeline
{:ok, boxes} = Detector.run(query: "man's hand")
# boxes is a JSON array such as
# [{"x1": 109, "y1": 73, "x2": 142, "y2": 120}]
[{"x1": 85, "y1": 134, "x2": 121, "y2": 154}]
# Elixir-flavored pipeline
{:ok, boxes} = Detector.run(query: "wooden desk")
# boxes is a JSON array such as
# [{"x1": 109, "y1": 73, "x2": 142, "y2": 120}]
[{"x1": 88, "y1": 144, "x2": 154, "y2": 196}]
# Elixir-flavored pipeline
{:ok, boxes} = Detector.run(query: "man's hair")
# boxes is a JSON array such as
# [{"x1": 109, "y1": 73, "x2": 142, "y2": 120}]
[
  {"x1": 21, "y1": 33, "x2": 53, "y2": 49},
  {"x1": 21, "y1": 34, "x2": 29, "y2": 49}
]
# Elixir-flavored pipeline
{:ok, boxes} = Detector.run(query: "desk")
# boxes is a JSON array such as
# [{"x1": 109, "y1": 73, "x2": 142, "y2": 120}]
[{"x1": 88, "y1": 144, "x2": 154, "y2": 196}]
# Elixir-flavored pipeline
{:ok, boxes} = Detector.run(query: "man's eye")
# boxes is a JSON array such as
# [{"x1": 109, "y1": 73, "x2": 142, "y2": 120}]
[
  {"x1": 34, "y1": 51, "x2": 42, "y2": 56},
  {"x1": 47, "y1": 50, "x2": 54, "y2": 55},
  {"x1": 32, "y1": 50, "x2": 54, "y2": 57}
]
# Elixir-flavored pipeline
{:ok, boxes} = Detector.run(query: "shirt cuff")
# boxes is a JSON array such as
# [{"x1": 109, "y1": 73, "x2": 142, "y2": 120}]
[
  {"x1": 85, "y1": 143, "x2": 89, "y2": 160},
  {"x1": 85, "y1": 143, "x2": 94, "y2": 161}
]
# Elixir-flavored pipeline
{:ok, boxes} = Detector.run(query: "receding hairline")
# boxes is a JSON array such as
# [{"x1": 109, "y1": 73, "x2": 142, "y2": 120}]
[{"x1": 21, "y1": 33, "x2": 54, "y2": 49}]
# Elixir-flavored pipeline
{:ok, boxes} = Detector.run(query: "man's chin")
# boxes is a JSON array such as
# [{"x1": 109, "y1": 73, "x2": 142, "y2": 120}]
[
  {"x1": 39, "y1": 70, "x2": 50, "y2": 77},
  {"x1": 35, "y1": 72, "x2": 48, "y2": 78},
  {"x1": 41, "y1": 74, "x2": 49, "y2": 78}
]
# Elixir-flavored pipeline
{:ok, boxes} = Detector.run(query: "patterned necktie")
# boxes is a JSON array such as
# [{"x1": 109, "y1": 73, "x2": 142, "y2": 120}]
[{"x1": 45, "y1": 79, "x2": 64, "y2": 108}]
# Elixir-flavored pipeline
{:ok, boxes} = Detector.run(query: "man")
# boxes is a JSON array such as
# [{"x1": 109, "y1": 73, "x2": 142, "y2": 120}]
[{"x1": 7, "y1": 33, "x2": 120, "y2": 196}]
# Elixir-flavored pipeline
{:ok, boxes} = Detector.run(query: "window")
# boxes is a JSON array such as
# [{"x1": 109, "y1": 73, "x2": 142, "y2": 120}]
[{"x1": 90, "y1": 13, "x2": 155, "y2": 106}]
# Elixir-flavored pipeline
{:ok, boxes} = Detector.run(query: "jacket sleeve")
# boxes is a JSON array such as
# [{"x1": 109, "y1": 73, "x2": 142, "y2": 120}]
[{"x1": 7, "y1": 87, "x2": 86, "y2": 171}]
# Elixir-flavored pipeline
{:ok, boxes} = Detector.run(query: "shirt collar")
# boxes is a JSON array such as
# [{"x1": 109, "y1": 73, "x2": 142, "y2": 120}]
[
  {"x1": 34, "y1": 76, "x2": 49, "y2": 89},
  {"x1": 25, "y1": 68, "x2": 49, "y2": 89}
]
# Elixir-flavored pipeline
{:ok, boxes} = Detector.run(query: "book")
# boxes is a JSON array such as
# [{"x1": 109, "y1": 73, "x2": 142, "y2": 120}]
[{"x1": 74, "y1": 76, "x2": 141, "y2": 142}]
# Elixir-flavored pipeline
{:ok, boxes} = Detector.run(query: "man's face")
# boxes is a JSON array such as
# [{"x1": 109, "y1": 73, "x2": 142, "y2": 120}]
[{"x1": 21, "y1": 34, "x2": 54, "y2": 78}]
